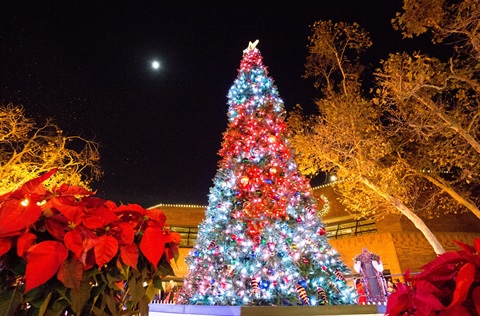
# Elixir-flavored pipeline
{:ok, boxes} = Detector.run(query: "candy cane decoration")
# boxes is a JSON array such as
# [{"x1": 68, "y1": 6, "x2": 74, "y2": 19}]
[
  {"x1": 328, "y1": 280, "x2": 340, "y2": 293},
  {"x1": 208, "y1": 240, "x2": 217, "y2": 250},
  {"x1": 317, "y1": 287, "x2": 328, "y2": 304},
  {"x1": 251, "y1": 278, "x2": 260, "y2": 294},
  {"x1": 295, "y1": 284, "x2": 310, "y2": 305},
  {"x1": 334, "y1": 269, "x2": 345, "y2": 282}
]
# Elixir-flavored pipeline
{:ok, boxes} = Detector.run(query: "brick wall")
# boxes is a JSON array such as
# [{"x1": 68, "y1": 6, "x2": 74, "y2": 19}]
[
  {"x1": 329, "y1": 233, "x2": 401, "y2": 278},
  {"x1": 329, "y1": 231, "x2": 480, "y2": 279}
]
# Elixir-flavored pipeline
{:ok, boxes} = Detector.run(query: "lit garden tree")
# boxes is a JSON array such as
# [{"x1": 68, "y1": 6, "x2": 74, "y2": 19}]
[{"x1": 180, "y1": 41, "x2": 356, "y2": 306}]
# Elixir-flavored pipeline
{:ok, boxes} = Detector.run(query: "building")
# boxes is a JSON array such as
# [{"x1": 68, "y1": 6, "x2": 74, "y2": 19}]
[{"x1": 150, "y1": 183, "x2": 480, "y2": 282}]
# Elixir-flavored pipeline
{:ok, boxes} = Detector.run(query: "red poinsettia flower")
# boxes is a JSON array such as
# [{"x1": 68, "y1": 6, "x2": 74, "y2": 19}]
[{"x1": 387, "y1": 239, "x2": 480, "y2": 315}]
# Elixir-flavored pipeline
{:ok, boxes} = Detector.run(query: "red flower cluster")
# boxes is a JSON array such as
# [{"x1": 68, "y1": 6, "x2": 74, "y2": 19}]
[
  {"x1": 0, "y1": 169, "x2": 181, "y2": 293},
  {"x1": 386, "y1": 239, "x2": 480, "y2": 315}
]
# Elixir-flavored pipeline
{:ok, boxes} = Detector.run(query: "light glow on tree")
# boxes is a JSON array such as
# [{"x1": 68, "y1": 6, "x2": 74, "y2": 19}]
[{"x1": 179, "y1": 41, "x2": 356, "y2": 306}]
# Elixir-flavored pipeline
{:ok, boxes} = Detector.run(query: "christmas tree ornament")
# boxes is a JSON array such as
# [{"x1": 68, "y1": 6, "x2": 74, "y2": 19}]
[
  {"x1": 251, "y1": 278, "x2": 260, "y2": 294},
  {"x1": 208, "y1": 240, "x2": 217, "y2": 250},
  {"x1": 317, "y1": 287, "x2": 328, "y2": 304},
  {"x1": 295, "y1": 284, "x2": 310, "y2": 306},
  {"x1": 334, "y1": 269, "x2": 346, "y2": 282}
]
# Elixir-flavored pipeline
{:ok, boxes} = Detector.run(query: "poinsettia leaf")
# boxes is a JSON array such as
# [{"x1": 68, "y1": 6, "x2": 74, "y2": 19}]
[
  {"x1": 16, "y1": 232, "x2": 37, "y2": 258},
  {"x1": 419, "y1": 265, "x2": 458, "y2": 283},
  {"x1": 57, "y1": 257, "x2": 84, "y2": 289},
  {"x1": 70, "y1": 282, "x2": 92, "y2": 315},
  {"x1": 25, "y1": 240, "x2": 68, "y2": 293},
  {"x1": 416, "y1": 279, "x2": 445, "y2": 300},
  {"x1": 164, "y1": 247, "x2": 174, "y2": 262},
  {"x1": 83, "y1": 248, "x2": 96, "y2": 270},
  {"x1": 164, "y1": 231, "x2": 182, "y2": 245},
  {"x1": 83, "y1": 206, "x2": 118, "y2": 229},
  {"x1": 64, "y1": 228, "x2": 98, "y2": 265},
  {"x1": 0, "y1": 199, "x2": 42, "y2": 236},
  {"x1": 53, "y1": 183, "x2": 93, "y2": 197},
  {"x1": 472, "y1": 286, "x2": 480, "y2": 315},
  {"x1": 114, "y1": 222, "x2": 135, "y2": 245},
  {"x1": 414, "y1": 290, "x2": 445, "y2": 315},
  {"x1": 94, "y1": 235, "x2": 118, "y2": 268},
  {"x1": 419, "y1": 251, "x2": 465, "y2": 279},
  {"x1": 82, "y1": 216, "x2": 103, "y2": 229},
  {"x1": 83, "y1": 197, "x2": 109, "y2": 211},
  {"x1": 0, "y1": 238, "x2": 12, "y2": 256},
  {"x1": 44, "y1": 196, "x2": 84, "y2": 224},
  {"x1": 44, "y1": 214, "x2": 68, "y2": 240},
  {"x1": 447, "y1": 262, "x2": 475, "y2": 308},
  {"x1": 386, "y1": 291, "x2": 411, "y2": 316},
  {"x1": 453, "y1": 240, "x2": 477, "y2": 255},
  {"x1": 20, "y1": 169, "x2": 57, "y2": 196},
  {"x1": 0, "y1": 286, "x2": 23, "y2": 316},
  {"x1": 474, "y1": 238, "x2": 480, "y2": 254},
  {"x1": 146, "y1": 209, "x2": 166, "y2": 228},
  {"x1": 103, "y1": 200, "x2": 117, "y2": 210},
  {"x1": 64, "y1": 229, "x2": 83, "y2": 259},
  {"x1": 114, "y1": 204, "x2": 146, "y2": 216},
  {"x1": 120, "y1": 244, "x2": 139, "y2": 270},
  {"x1": 140, "y1": 225, "x2": 165, "y2": 267}
]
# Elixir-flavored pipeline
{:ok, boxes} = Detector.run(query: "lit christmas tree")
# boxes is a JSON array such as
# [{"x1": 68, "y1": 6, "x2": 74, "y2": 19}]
[{"x1": 180, "y1": 40, "x2": 356, "y2": 306}]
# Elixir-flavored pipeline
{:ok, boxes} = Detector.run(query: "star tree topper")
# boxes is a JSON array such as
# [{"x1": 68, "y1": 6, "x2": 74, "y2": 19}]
[{"x1": 243, "y1": 39, "x2": 260, "y2": 54}]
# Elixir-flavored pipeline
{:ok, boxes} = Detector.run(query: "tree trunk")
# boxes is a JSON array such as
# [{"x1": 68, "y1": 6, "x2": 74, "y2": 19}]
[
  {"x1": 361, "y1": 177, "x2": 445, "y2": 254},
  {"x1": 414, "y1": 94, "x2": 480, "y2": 155},
  {"x1": 421, "y1": 172, "x2": 480, "y2": 220}
]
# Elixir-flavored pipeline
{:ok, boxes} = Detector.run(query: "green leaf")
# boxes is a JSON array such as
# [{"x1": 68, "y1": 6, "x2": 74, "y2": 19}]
[
  {"x1": 144, "y1": 282, "x2": 156, "y2": 302},
  {"x1": 38, "y1": 291, "x2": 52, "y2": 316},
  {"x1": 44, "y1": 298, "x2": 69, "y2": 316},
  {"x1": 24, "y1": 285, "x2": 47, "y2": 306},
  {"x1": 153, "y1": 276, "x2": 163, "y2": 290},
  {"x1": 137, "y1": 296, "x2": 150, "y2": 316},
  {"x1": 0, "y1": 287, "x2": 23, "y2": 316},
  {"x1": 127, "y1": 276, "x2": 146, "y2": 307},
  {"x1": 70, "y1": 282, "x2": 92, "y2": 315},
  {"x1": 104, "y1": 289, "x2": 118, "y2": 316},
  {"x1": 91, "y1": 306, "x2": 105, "y2": 316},
  {"x1": 156, "y1": 256, "x2": 174, "y2": 277}
]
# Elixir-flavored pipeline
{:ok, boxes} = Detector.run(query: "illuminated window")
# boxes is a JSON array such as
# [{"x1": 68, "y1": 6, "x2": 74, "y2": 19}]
[
  {"x1": 170, "y1": 227, "x2": 198, "y2": 247},
  {"x1": 325, "y1": 219, "x2": 377, "y2": 239}
]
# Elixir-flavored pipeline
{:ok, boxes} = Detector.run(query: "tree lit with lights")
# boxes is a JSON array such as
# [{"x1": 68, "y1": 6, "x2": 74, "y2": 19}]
[{"x1": 179, "y1": 41, "x2": 356, "y2": 306}]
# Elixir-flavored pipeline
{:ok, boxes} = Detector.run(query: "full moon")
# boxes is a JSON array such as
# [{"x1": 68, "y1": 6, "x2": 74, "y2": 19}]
[{"x1": 152, "y1": 61, "x2": 160, "y2": 70}]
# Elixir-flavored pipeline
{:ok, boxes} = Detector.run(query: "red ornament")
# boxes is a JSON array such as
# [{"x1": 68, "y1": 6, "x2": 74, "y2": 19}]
[{"x1": 318, "y1": 227, "x2": 326, "y2": 235}]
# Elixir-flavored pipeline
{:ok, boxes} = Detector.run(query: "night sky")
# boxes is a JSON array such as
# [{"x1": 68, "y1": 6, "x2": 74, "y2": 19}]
[{"x1": 1, "y1": 1, "x2": 414, "y2": 207}]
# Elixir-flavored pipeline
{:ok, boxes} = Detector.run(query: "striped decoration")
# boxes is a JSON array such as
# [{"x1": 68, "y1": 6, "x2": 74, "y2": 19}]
[{"x1": 295, "y1": 284, "x2": 310, "y2": 305}]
